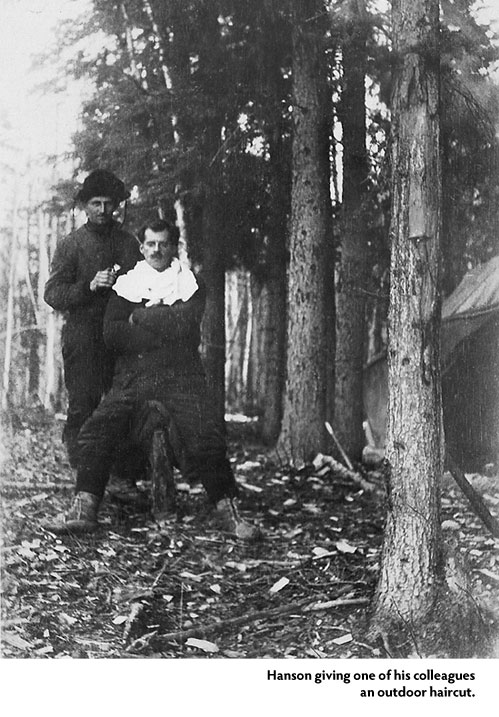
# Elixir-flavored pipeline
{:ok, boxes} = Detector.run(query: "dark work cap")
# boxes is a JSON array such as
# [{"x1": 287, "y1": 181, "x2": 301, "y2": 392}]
[{"x1": 75, "y1": 169, "x2": 131, "y2": 203}]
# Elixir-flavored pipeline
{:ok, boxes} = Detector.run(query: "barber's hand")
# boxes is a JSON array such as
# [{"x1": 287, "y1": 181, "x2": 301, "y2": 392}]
[{"x1": 90, "y1": 268, "x2": 118, "y2": 292}]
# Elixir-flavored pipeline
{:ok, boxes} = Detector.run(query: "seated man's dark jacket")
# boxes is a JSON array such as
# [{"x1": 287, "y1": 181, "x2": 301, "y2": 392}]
[
  {"x1": 77, "y1": 279, "x2": 234, "y2": 504},
  {"x1": 103, "y1": 279, "x2": 206, "y2": 380}
]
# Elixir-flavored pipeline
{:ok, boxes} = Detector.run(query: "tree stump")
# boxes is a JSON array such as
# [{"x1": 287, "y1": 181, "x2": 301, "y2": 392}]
[
  {"x1": 130, "y1": 400, "x2": 178, "y2": 518},
  {"x1": 150, "y1": 426, "x2": 176, "y2": 519}
]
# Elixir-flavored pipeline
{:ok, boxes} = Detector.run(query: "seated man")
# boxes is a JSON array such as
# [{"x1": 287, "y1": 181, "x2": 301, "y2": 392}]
[{"x1": 48, "y1": 218, "x2": 260, "y2": 541}]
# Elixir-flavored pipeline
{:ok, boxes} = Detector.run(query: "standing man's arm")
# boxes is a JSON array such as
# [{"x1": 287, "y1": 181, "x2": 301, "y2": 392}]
[{"x1": 44, "y1": 236, "x2": 117, "y2": 311}]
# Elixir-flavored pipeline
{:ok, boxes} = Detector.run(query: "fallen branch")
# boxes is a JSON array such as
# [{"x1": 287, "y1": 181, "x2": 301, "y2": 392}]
[
  {"x1": 325, "y1": 422, "x2": 354, "y2": 471},
  {"x1": 125, "y1": 630, "x2": 158, "y2": 653},
  {"x1": 446, "y1": 454, "x2": 499, "y2": 539},
  {"x1": 314, "y1": 452, "x2": 377, "y2": 493},
  {"x1": 156, "y1": 597, "x2": 370, "y2": 645}
]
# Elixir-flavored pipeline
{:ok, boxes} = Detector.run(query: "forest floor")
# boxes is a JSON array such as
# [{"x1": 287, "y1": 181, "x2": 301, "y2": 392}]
[{"x1": 1, "y1": 409, "x2": 499, "y2": 660}]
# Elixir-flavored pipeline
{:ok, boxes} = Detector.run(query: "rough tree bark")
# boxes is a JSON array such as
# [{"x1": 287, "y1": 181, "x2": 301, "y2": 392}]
[
  {"x1": 369, "y1": 0, "x2": 486, "y2": 656},
  {"x1": 276, "y1": 0, "x2": 332, "y2": 466},
  {"x1": 199, "y1": 152, "x2": 226, "y2": 424},
  {"x1": 334, "y1": 0, "x2": 370, "y2": 461}
]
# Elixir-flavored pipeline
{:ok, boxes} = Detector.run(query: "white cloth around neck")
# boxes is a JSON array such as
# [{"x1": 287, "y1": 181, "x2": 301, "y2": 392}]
[{"x1": 113, "y1": 259, "x2": 198, "y2": 306}]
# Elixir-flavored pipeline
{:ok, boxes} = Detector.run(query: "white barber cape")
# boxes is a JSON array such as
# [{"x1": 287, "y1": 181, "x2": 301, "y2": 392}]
[{"x1": 113, "y1": 259, "x2": 198, "y2": 307}]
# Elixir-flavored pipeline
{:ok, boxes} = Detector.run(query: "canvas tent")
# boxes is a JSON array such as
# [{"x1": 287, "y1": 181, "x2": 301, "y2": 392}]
[{"x1": 364, "y1": 255, "x2": 499, "y2": 470}]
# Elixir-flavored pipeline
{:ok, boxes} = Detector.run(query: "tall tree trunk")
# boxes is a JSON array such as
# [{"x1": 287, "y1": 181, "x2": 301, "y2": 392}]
[
  {"x1": 201, "y1": 178, "x2": 227, "y2": 424},
  {"x1": 144, "y1": 0, "x2": 191, "y2": 255},
  {"x1": 334, "y1": 0, "x2": 369, "y2": 461},
  {"x1": 196, "y1": 5, "x2": 229, "y2": 426},
  {"x1": 254, "y1": 4, "x2": 291, "y2": 444},
  {"x1": 277, "y1": 0, "x2": 332, "y2": 466},
  {"x1": 370, "y1": 0, "x2": 445, "y2": 642},
  {"x1": 249, "y1": 127, "x2": 289, "y2": 444}
]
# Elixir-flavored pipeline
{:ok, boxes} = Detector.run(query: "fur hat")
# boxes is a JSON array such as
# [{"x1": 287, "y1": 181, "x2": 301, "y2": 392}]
[{"x1": 75, "y1": 169, "x2": 130, "y2": 203}]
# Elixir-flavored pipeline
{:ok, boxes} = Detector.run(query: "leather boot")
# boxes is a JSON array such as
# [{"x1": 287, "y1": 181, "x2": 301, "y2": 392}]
[
  {"x1": 45, "y1": 492, "x2": 100, "y2": 535},
  {"x1": 107, "y1": 478, "x2": 150, "y2": 509},
  {"x1": 215, "y1": 497, "x2": 262, "y2": 541}
]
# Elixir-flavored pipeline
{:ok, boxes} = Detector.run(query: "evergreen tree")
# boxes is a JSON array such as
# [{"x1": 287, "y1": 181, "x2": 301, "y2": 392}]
[
  {"x1": 333, "y1": 0, "x2": 371, "y2": 461},
  {"x1": 369, "y1": 0, "x2": 484, "y2": 655},
  {"x1": 277, "y1": 0, "x2": 333, "y2": 465}
]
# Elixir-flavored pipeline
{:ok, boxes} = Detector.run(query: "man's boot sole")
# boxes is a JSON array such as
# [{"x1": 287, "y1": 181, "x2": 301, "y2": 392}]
[{"x1": 44, "y1": 520, "x2": 99, "y2": 535}]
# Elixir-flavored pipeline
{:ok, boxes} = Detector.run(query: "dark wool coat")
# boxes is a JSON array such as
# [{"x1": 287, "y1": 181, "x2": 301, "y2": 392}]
[
  {"x1": 103, "y1": 281, "x2": 206, "y2": 380},
  {"x1": 44, "y1": 221, "x2": 141, "y2": 465},
  {"x1": 76, "y1": 281, "x2": 236, "y2": 503},
  {"x1": 44, "y1": 221, "x2": 140, "y2": 324}
]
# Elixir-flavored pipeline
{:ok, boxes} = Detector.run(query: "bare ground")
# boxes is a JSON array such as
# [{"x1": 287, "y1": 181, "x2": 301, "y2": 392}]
[{"x1": 1, "y1": 411, "x2": 498, "y2": 659}]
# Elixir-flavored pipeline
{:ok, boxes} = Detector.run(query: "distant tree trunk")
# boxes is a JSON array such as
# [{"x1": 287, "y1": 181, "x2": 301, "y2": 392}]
[
  {"x1": 241, "y1": 275, "x2": 252, "y2": 407},
  {"x1": 2, "y1": 248, "x2": 17, "y2": 410},
  {"x1": 249, "y1": 264, "x2": 287, "y2": 443},
  {"x1": 366, "y1": 267, "x2": 389, "y2": 361},
  {"x1": 27, "y1": 337, "x2": 40, "y2": 397},
  {"x1": 44, "y1": 310, "x2": 57, "y2": 409},
  {"x1": 277, "y1": 0, "x2": 332, "y2": 466},
  {"x1": 2, "y1": 174, "x2": 20, "y2": 411},
  {"x1": 248, "y1": 278, "x2": 266, "y2": 412},
  {"x1": 42, "y1": 213, "x2": 58, "y2": 409},
  {"x1": 225, "y1": 271, "x2": 240, "y2": 411},
  {"x1": 369, "y1": 0, "x2": 452, "y2": 650},
  {"x1": 226, "y1": 270, "x2": 251, "y2": 412},
  {"x1": 334, "y1": 0, "x2": 369, "y2": 461}
]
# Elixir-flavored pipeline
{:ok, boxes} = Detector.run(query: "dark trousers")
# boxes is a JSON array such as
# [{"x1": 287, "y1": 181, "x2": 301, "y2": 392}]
[
  {"x1": 76, "y1": 371, "x2": 237, "y2": 505},
  {"x1": 62, "y1": 322, "x2": 114, "y2": 467}
]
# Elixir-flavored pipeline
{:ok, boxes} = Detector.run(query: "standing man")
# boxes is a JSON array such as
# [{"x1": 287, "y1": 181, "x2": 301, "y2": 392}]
[
  {"x1": 47, "y1": 218, "x2": 261, "y2": 541},
  {"x1": 44, "y1": 169, "x2": 141, "y2": 468}
]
